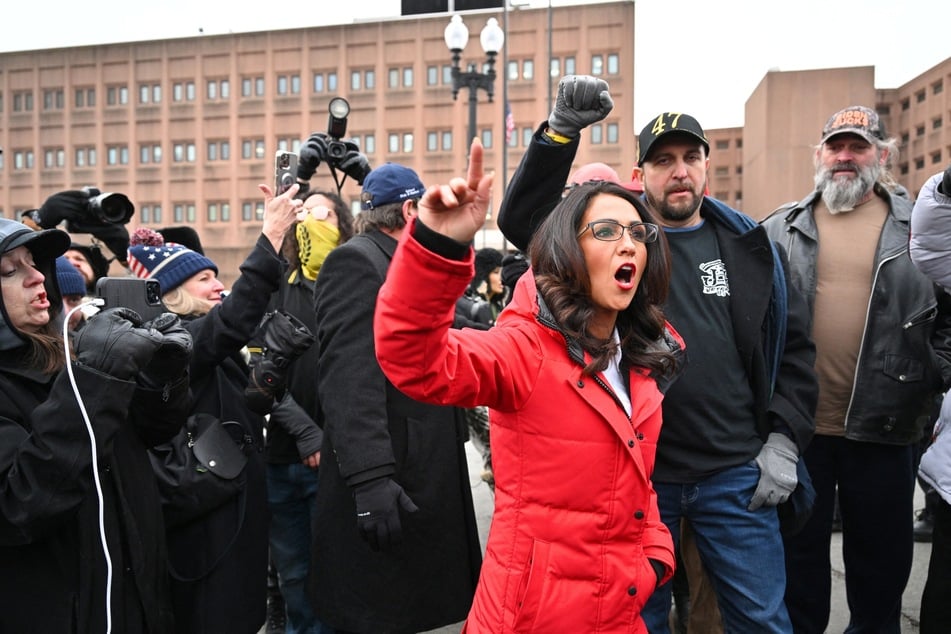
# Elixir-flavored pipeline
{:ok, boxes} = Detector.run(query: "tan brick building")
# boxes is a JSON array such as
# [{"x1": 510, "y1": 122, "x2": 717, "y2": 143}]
[{"x1": 1, "y1": 1, "x2": 949, "y2": 285}]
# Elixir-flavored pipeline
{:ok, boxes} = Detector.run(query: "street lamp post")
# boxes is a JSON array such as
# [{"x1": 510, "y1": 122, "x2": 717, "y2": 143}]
[{"x1": 444, "y1": 14, "x2": 505, "y2": 149}]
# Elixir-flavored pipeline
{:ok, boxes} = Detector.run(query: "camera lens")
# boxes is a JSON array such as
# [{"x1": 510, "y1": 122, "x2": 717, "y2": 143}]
[
  {"x1": 89, "y1": 192, "x2": 135, "y2": 224},
  {"x1": 327, "y1": 141, "x2": 347, "y2": 160}
]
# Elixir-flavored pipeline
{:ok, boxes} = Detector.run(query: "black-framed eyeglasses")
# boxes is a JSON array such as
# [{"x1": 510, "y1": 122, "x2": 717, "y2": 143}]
[{"x1": 578, "y1": 220, "x2": 659, "y2": 243}]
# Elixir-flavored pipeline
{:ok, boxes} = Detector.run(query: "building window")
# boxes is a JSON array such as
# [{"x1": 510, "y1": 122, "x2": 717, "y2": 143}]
[
  {"x1": 173, "y1": 143, "x2": 197, "y2": 163},
  {"x1": 507, "y1": 60, "x2": 518, "y2": 81},
  {"x1": 139, "y1": 84, "x2": 160, "y2": 104},
  {"x1": 607, "y1": 122, "x2": 619, "y2": 144},
  {"x1": 277, "y1": 76, "x2": 289, "y2": 95},
  {"x1": 442, "y1": 65, "x2": 453, "y2": 84},
  {"x1": 351, "y1": 71, "x2": 361, "y2": 91},
  {"x1": 255, "y1": 77, "x2": 265, "y2": 96},
  {"x1": 564, "y1": 56, "x2": 576, "y2": 75},
  {"x1": 934, "y1": 81, "x2": 944, "y2": 95},
  {"x1": 522, "y1": 60, "x2": 534, "y2": 80},
  {"x1": 364, "y1": 134, "x2": 375, "y2": 154},
  {"x1": 715, "y1": 166, "x2": 730, "y2": 177},
  {"x1": 208, "y1": 203, "x2": 219, "y2": 222},
  {"x1": 933, "y1": 151, "x2": 942, "y2": 164},
  {"x1": 388, "y1": 133, "x2": 399, "y2": 153},
  {"x1": 327, "y1": 73, "x2": 337, "y2": 91},
  {"x1": 13, "y1": 150, "x2": 35, "y2": 170},
  {"x1": 916, "y1": 90, "x2": 926, "y2": 103},
  {"x1": 13, "y1": 91, "x2": 33, "y2": 112},
  {"x1": 402, "y1": 67, "x2": 413, "y2": 87},
  {"x1": 43, "y1": 89, "x2": 64, "y2": 110},
  {"x1": 291, "y1": 75, "x2": 300, "y2": 94},
  {"x1": 140, "y1": 144, "x2": 162, "y2": 164},
  {"x1": 590, "y1": 124, "x2": 603, "y2": 144},
  {"x1": 591, "y1": 55, "x2": 604, "y2": 75},
  {"x1": 716, "y1": 139, "x2": 730, "y2": 150},
  {"x1": 441, "y1": 131, "x2": 452, "y2": 151},
  {"x1": 917, "y1": 125, "x2": 926, "y2": 137},
  {"x1": 242, "y1": 138, "x2": 266, "y2": 159},
  {"x1": 75, "y1": 147, "x2": 96, "y2": 167},
  {"x1": 75, "y1": 87, "x2": 95, "y2": 108},
  {"x1": 389, "y1": 68, "x2": 399, "y2": 89},
  {"x1": 427, "y1": 65, "x2": 438, "y2": 86},
  {"x1": 402, "y1": 133, "x2": 413, "y2": 153},
  {"x1": 207, "y1": 140, "x2": 230, "y2": 161},
  {"x1": 915, "y1": 157, "x2": 925, "y2": 170},
  {"x1": 242, "y1": 78, "x2": 252, "y2": 97},
  {"x1": 481, "y1": 128, "x2": 493, "y2": 149},
  {"x1": 313, "y1": 73, "x2": 324, "y2": 93},
  {"x1": 901, "y1": 132, "x2": 910, "y2": 146},
  {"x1": 43, "y1": 148, "x2": 65, "y2": 168},
  {"x1": 107, "y1": 85, "x2": 129, "y2": 106},
  {"x1": 933, "y1": 117, "x2": 943, "y2": 130},
  {"x1": 901, "y1": 98, "x2": 910, "y2": 111},
  {"x1": 550, "y1": 58, "x2": 560, "y2": 78},
  {"x1": 522, "y1": 127, "x2": 532, "y2": 147},
  {"x1": 427, "y1": 131, "x2": 438, "y2": 152},
  {"x1": 607, "y1": 53, "x2": 619, "y2": 75}
]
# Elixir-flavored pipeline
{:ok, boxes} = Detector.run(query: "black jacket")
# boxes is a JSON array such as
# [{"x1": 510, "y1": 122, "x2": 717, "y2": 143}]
[
  {"x1": 0, "y1": 346, "x2": 188, "y2": 634},
  {"x1": 311, "y1": 229, "x2": 482, "y2": 633},
  {"x1": 149, "y1": 234, "x2": 285, "y2": 634},
  {"x1": 763, "y1": 187, "x2": 951, "y2": 444}
]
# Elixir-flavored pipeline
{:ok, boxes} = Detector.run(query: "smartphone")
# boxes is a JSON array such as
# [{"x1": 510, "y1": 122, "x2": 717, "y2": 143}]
[
  {"x1": 275, "y1": 150, "x2": 299, "y2": 196},
  {"x1": 95, "y1": 277, "x2": 167, "y2": 322}
]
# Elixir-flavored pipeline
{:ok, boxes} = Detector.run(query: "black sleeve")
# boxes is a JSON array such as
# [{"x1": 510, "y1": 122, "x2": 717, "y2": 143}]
[{"x1": 497, "y1": 122, "x2": 580, "y2": 252}]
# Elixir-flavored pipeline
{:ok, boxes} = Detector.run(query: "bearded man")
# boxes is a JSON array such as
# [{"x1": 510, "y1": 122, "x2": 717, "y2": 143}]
[{"x1": 763, "y1": 106, "x2": 951, "y2": 633}]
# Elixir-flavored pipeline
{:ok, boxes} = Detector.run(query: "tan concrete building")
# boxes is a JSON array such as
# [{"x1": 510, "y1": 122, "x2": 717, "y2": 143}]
[
  {"x1": 0, "y1": 2, "x2": 637, "y2": 285},
  {"x1": 1, "y1": 0, "x2": 950, "y2": 284}
]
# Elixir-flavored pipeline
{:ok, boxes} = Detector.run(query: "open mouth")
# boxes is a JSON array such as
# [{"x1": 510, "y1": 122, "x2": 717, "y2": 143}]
[{"x1": 615, "y1": 263, "x2": 636, "y2": 289}]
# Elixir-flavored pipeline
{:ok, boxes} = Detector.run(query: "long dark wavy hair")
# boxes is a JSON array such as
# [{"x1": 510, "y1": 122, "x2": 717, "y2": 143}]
[{"x1": 528, "y1": 181, "x2": 675, "y2": 377}]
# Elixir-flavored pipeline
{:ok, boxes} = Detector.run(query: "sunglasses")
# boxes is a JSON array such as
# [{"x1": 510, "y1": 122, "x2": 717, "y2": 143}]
[{"x1": 298, "y1": 204, "x2": 331, "y2": 222}]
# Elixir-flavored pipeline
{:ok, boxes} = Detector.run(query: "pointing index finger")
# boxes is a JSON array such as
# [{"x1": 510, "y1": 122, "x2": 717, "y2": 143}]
[{"x1": 467, "y1": 138, "x2": 484, "y2": 191}]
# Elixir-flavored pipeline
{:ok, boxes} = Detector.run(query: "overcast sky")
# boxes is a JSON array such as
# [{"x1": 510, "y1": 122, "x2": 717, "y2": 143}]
[{"x1": 2, "y1": 0, "x2": 949, "y2": 129}]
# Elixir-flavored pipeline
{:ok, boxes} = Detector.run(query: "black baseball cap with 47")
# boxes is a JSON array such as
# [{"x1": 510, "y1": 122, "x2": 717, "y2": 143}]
[{"x1": 637, "y1": 112, "x2": 709, "y2": 166}]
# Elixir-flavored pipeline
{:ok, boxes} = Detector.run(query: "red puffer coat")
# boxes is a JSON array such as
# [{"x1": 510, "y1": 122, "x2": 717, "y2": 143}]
[{"x1": 375, "y1": 229, "x2": 679, "y2": 633}]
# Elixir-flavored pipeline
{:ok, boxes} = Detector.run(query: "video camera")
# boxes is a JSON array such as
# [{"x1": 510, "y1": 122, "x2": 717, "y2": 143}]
[{"x1": 30, "y1": 186, "x2": 134, "y2": 233}]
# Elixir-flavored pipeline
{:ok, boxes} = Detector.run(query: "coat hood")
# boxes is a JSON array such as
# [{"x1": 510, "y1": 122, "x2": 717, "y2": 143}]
[{"x1": 0, "y1": 219, "x2": 70, "y2": 350}]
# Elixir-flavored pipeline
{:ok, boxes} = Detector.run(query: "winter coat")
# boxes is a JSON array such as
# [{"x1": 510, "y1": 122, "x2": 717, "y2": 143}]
[
  {"x1": 374, "y1": 225, "x2": 681, "y2": 633},
  {"x1": 0, "y1": 346, "x2": 189, "y2": 634},
  {"x1": 311, "y1": 229, "x2": 482, "y2": 633},
  {"x1": 149, "y1": 234, "x2": 284, "y2": 634},
  {"x1": 763, "y1": 186, "x2": 951, "y2": 444},
  {"x1": 910, "y1": 172, "x2": 951, "y2": 503}
]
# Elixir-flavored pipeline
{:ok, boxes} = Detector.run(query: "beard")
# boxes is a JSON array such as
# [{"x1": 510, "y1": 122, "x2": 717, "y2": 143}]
[
  {"x1": 815, "y1": 160, "x2": 880, "y2": 214},
  {"x1": 644, "y1": 179, "x2": 704, "y2": 224}
]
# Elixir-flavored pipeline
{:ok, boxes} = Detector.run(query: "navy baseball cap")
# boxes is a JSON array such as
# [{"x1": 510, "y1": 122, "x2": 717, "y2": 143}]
[{"x1": 360, "y1": 163, "x2": 425, "y2": 210}]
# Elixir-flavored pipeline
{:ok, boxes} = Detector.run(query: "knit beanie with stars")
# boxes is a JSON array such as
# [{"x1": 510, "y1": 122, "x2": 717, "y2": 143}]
[{"x1": 127, "y1": 227, "x2": 218, "y2": 294}]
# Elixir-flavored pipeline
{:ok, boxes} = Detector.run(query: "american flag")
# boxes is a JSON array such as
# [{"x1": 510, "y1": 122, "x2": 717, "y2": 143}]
[{"x1": 505, "y1": 101, "x2": 515, "y2": 145}]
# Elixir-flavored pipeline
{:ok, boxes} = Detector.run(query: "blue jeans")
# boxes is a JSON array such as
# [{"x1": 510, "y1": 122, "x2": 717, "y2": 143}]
[
  {"x1": 642, "y1": 461, "x2": 792, "y2": 633},
  {"x1": 784, "y1": 435, "x2": 914, "y2": 634},
  {"x1": 267, "y1": 462, "x2": 333, "y2": 634}
]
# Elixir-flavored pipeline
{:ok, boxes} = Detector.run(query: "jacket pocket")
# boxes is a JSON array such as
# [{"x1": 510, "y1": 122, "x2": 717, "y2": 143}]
[
  {"x1": 883, "y1": 354, "x2": 925, "y2": 383},
  {"x1": 903, "y1": 305, "x2": 938, "y2": 330},
  {"x1": 512, "y1": 539, "x2": 552, "y2": 632}
]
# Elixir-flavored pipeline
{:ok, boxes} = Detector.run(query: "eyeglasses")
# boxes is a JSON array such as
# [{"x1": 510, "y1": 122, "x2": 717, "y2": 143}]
[
  {"x1": 299, "y1": 204, "x2": 331, "y2": 221},
  {"x1": 577, "y1": 220, "x2": 659, "y2": 243}
]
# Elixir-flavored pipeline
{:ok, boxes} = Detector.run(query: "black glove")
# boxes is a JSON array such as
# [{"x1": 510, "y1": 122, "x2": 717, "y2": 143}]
[
  {"x1": 297, "y1": 132, "x2": 331, "y2": 181},
  {"x1": 940, "y1": 164, "x2": 951, "y2": 196},
  {"x1": 268, "y1": 392, "x2": 323, "y2": 459},
  {"x1": 500, "y1": 252, "x2": 529, "y2": 295},
  {"x1": 338, "y1": 145, "x2": 372, "y2": 185},
  {"x1": 547, "y1": 75, "x2": 614, "y2": 138},
  {"x1": 138, "y1": 312, "x2": 193, "y2": 387},
  {"x1": 33, "y1": 190, "x2": 89, "y2": 229},
  {"x1": 73, "y1": 307, "x2": 164, "y2": 381},
  {"x1": 352, "y1": 477, "x2": 419, "y2": 552},
  {"x1": 244, "y1": 310, "x2": 315, "y2": 414},
  {"x1": 85, "y1": 223, "x2": 131, "y2": 265}
]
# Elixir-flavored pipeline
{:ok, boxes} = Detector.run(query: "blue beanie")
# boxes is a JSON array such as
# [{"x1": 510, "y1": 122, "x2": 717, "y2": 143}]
[
  {"x1": 55, "y1": 256, "x2": 87, "y2": 296},
  {"x1": 127, "y1": 228, "x2": 217, "y2": 294}
]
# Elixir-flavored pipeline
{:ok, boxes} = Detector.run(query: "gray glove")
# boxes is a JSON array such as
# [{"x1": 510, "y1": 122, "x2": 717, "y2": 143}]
[
  {"x1": 748, "y1": 432, "x2": 799, "y2": 511},
  {"x1": 547, "y1": 75, "x2": 614, "y2": 138}
]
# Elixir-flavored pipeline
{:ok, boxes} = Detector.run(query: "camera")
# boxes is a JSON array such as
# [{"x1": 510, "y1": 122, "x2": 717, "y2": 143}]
[
  {"x1": 325, "y1": 97, "x2": 351, "y2": 164},
  {"x1": 81, "y1": 186, "x2": 135, "y2": 225}
]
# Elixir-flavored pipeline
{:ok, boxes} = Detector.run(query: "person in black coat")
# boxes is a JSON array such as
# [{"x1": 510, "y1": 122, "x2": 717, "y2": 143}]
[
  {"x1": 0, "y1": 217, "x2": 193, "y2": 633},
  {"x1": 127, "y1": 185, "x2": 299, "y2": 634},
  {"x1": 311, "y1": 163, "x2": 482, "y2": 633}
]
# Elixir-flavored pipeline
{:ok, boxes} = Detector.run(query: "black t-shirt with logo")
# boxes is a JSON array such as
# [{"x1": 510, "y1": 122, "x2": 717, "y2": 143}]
[{"x1": 654, "y1": 220, "x2": 761, "y2": 482}]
